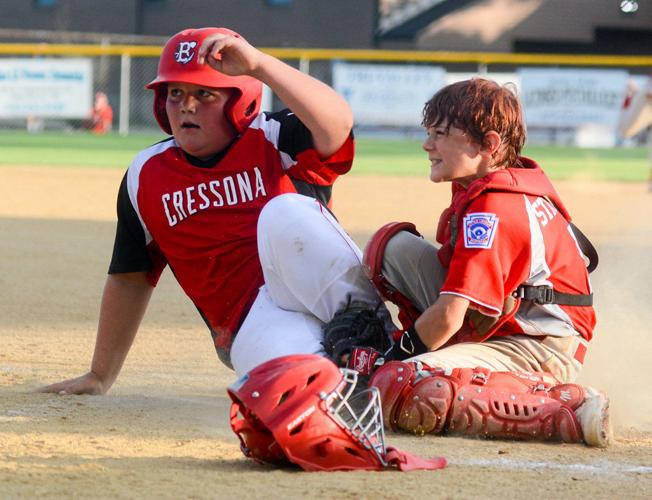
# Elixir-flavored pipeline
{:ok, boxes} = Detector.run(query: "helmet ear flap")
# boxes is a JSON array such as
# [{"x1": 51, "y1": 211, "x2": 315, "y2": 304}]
[
  {"x1": 152, "y1": 84, "x2": 172, "y2": 135},
  {"x1": 223, "y1": 88, "x2": 260, "y2": 134}
]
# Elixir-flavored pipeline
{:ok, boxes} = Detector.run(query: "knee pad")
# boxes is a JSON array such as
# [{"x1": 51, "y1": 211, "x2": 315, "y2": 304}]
[
  {"x1": 394, "y1": 374, "x2": 455, "y2": 435},
  {"x1": 370, "y1": 361, "x2": 455, "y2": 434},
  {"x1": 368, "y1": 361, "x2": 416, "y2": 430}
]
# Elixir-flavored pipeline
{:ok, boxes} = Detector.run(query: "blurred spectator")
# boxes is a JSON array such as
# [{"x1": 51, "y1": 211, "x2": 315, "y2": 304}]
[
  {"x1": 618, "y1": 75, "x2": 652, "y2": 191},
  {"x1": 26, "y1": 115, "x2": 44, "y2": 133},
  {"x1": 90, "y1": 91, "x2": 113, "y2": 135}
]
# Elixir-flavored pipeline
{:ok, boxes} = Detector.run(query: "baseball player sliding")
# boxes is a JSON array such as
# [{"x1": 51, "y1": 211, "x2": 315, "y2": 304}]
[
  {"x1": 324, "y1": 78, "x2": 612, "y2": 447},
  {"x1": 39, "y1": 27, "x2": 388, "y2": 395}
]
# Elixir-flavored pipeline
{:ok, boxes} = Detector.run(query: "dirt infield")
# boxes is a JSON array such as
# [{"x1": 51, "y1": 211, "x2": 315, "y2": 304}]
[{"x1": 1, "y1": 166, "x2": 651, "y2": 498}]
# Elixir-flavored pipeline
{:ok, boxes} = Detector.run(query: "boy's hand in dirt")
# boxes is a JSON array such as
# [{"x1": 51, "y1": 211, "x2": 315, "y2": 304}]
[{"x1": 37, "y1": 371, "x2": 107, "y2": 396}]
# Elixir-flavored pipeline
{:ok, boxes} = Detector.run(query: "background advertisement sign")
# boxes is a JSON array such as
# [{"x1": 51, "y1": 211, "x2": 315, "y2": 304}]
[
  {"x1": 333, "y1": 61, "x2": 446, "y2": 127},
  {"x1": 519, "y1": 68, "x2": 628, "y2": 128},
  {"x1": 0, "y1": 58, "x2": 93, "y2": 118}
]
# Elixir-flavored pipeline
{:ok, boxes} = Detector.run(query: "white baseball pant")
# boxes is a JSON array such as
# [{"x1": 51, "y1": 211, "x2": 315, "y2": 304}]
[{"x1": 230, "y1": 193, "x2": 384, "y2": 376}]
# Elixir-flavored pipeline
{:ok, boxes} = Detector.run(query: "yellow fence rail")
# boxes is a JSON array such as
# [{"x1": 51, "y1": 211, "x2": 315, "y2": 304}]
[{"x1": 1, "y1": 43, "x2": 652, "y2": 67}]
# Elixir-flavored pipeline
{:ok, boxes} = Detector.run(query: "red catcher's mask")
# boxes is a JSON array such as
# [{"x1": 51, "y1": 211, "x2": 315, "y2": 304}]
[{"x1": 228, "y1": 354, "x2": 389, "y2": 471}]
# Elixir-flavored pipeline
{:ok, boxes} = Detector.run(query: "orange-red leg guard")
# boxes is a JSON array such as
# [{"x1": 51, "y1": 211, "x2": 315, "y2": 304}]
[{"x1": 370, "y1": 361, "x2": 588, "y2": 443}]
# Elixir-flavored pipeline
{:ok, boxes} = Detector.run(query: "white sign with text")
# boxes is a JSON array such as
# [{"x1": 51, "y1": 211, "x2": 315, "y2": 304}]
[
  {"x1": 333, "y1": 62, "x2": 446, "y2": 126},
  {"x1": 0, "y1": 58, "x2": 93, "y2": 118},
  {"x1": 519, "y1": 68, "x2": 628, "y2": 127}
]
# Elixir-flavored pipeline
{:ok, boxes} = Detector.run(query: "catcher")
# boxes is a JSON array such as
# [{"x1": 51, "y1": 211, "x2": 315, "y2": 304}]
[{"x1": 323, "y1": 78, "x2": 611, "y2": 447}]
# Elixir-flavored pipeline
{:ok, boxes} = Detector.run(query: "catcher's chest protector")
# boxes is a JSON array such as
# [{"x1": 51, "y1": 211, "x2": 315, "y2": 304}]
[{"x1": 370, "y1": 362, "x2": 587, "y2": 444}]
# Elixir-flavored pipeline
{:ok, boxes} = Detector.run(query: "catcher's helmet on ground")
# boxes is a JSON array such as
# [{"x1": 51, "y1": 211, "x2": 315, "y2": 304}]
[
  {"x1": 146, "y1": 27, "x2": 262, "y2": 135},
  {"x1": 227, "y1": 354, "x2": 388, "y2": 471}
]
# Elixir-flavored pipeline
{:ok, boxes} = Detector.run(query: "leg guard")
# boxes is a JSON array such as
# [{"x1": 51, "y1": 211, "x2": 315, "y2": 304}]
[
  {"x1": 370, "y1": 362, "x2": 608, "y2": 445},
  {"x1": 448, "y1": 378, "x2": 584, "y2": 443},
  {"x1": 369, "y1": 361, "x2": 453, "y2": 435}
]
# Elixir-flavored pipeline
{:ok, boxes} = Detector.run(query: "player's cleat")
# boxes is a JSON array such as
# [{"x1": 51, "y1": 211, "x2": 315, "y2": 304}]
[{"x1": 575, "y1": 387, "x2": 612, "y2": 448}]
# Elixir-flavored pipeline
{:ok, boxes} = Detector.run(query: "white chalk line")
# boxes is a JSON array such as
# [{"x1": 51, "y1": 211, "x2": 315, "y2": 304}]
[{"x1": 449, "y1": 457, "x2": 652, "y2": 476}]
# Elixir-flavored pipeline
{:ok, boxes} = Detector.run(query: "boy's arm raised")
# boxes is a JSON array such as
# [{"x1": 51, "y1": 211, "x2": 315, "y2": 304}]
[{"x1": 198, "y1": 33, "x2": 353, "y2": 159}]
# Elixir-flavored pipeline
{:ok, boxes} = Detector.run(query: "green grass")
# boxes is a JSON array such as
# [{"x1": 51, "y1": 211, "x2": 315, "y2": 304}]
[
  {"x1": 0, "y1": 130, "x2": 648, "y2": 181},
  {"x1": 354, "y1": 139, "x2": 650, "y2": 181},
  {"x1": 0, "y1": 130, "x2": 162, "y2": 168}
]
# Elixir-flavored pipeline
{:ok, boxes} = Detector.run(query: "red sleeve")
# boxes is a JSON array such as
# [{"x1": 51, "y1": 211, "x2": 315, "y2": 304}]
[
  {"x1": 440, "y1": 193, "x2": 531, "y2": 316},
  {"x1": 286, "y1": 133, "x2": 354, "y2": 185}
]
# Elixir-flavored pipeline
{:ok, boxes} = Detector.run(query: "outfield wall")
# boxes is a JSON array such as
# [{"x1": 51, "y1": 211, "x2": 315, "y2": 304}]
[{"x1": 1, "y1": 43, "x2": 651, "y2": 146}]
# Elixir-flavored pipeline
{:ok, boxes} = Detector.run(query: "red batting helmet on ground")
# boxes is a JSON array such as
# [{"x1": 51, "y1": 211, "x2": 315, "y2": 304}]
[{"x1": 146, "y1": 27, "x2": 262, "y2": 135}]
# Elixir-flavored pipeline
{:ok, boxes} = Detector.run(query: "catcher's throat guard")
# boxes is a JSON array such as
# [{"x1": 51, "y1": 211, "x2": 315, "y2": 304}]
[
  {"x1": 228, "y1": 355, "x2": 446, "y2": 471},
  {"x1": 363, "y1": 222, "x2": 423, "y2": 326}
]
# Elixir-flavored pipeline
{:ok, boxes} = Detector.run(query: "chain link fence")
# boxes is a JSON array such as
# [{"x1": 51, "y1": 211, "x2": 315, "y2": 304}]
[
  {"x1": 1, "y1": 45, "x2": 651, "y2": 146},
  {"x1": 0, "y1": 53, "x2": 158, "y2": 132},
  {"x1": 0, "y1": 50, "x2": 322, "y2": 134}
]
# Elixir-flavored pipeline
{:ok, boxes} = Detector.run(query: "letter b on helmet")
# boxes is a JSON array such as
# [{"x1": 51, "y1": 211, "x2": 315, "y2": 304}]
[{"x1": 174, "y1": 41, "x2": 197, "y2": 64}]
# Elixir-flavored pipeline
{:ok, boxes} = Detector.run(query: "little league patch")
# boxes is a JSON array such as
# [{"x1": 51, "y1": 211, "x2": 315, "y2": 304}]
[{"x1": 463, "y1": 212, "x2": 499, "y2": 249}]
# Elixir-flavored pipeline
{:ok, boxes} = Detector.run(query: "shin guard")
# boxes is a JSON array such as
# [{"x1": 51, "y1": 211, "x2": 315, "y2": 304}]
[{"x1": 370, "y1": 362, "x2": 590, "y2": 444}]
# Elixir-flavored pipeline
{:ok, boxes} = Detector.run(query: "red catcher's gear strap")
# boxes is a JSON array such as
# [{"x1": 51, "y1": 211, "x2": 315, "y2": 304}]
[
  {"x1": 363, "y1": 222, "x2": 423, "y2": 326},
  {"x1": 386, "y1": 447, "x2": 447, "y2": 471}
]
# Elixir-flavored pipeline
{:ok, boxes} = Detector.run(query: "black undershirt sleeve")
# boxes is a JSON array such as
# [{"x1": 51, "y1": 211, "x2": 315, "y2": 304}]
[
  {"x1": 108, "y1": 171, "x2": 154, "y2": 274},
  {"x1": 271, "y1": 109, "x2": 315, "y2": 160}
]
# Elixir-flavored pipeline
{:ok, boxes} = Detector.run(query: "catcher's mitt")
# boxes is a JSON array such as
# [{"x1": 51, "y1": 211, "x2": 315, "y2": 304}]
[{"x1": 322, "y1": 301, "x2": 391, "y2": 367}]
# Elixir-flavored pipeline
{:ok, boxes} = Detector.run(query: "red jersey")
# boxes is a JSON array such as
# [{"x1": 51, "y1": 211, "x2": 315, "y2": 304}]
[
  {"x1": 437, "y1": 158, "x2": 596, "y2": 341},
  {"x1": 108, "y1": 110, "x2": 354, "y2": 362}
]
